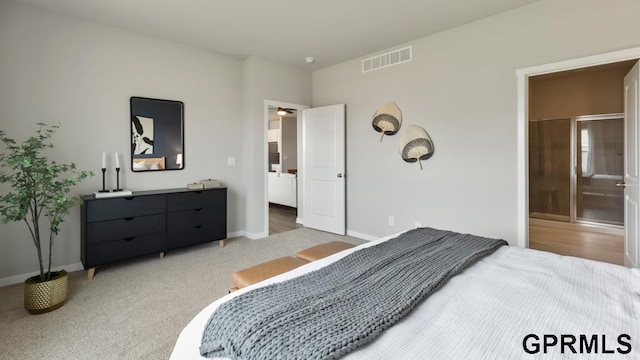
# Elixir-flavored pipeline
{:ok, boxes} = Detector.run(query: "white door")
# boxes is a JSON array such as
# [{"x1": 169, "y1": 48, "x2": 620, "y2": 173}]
[
  {"x1": 624, "y1": 61, "x2": 639, "y2": 268},
  {"x1": 302, "y1": 104, "x2": 346, "y2": 235}
]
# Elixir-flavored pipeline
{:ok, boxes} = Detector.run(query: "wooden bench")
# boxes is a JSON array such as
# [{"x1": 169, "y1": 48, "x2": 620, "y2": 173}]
[
  {"x1": 295, "y1": 241, "x2": 356, "y2": 262},
  {"x1": 231, "y1": 256, "x2": 308, "y2": 290},
  {"x1": 229, "y1": 241, "x2": 356, "y2": 292}
]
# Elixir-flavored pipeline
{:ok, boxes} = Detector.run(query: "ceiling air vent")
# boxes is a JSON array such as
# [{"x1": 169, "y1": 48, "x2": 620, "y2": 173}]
[{"x1": 362, "y1": 46, "x2": 412, "y2": 73}]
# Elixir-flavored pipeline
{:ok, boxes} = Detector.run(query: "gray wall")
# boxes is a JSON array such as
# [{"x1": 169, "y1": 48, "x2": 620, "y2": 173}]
[
  {"x1": 242, "y1": 57, "x2": 311, "y2": 237},
  {"x1": 2, "y1": 0, "x2": 640, "y2": 282},
  {"x1": 0, "y1": 2, "x2": 311, "y2": 282},
  {"x1": 312, "y1": 0, "x2": 640, "y2": 242}
]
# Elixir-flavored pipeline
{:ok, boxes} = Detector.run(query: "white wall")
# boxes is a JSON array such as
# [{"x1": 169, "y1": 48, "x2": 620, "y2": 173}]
[
  {"x1": 0, "y1": 3, "x2": 313, "y2": 283},
  {"x1": 0, "y1": 2, "x2": 246, "y2": 281},
  {"x1": 4, "y1": 0, "x2": 637, "y2": 282},
  {"x1": 312, "y1": 0, "x2": 640, "y2": 243},
  {"x1": 242, "y1": 57, "x2": 311, "y2": 237}
]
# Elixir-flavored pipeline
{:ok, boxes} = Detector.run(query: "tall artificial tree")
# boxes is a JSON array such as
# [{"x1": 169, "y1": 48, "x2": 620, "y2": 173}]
[{"x1": 0, "y1": 123, "x2": 92, "y2": 281}]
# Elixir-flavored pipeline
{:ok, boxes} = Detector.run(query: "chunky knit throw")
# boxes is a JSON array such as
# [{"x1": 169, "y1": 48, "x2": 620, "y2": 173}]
[{"x1": 200, "y1": 227, "x2": 507, "y2": 360}]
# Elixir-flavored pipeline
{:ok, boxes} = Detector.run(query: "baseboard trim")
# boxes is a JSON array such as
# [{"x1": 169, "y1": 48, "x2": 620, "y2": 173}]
[
  {"x1": 0, "y1": 229, "x2": 386, "y2": 286},
  {"x1": 0, "y1": 232, "x2": 248, "y2": 287},
  {"x1": 0, "y1": 262, "x2": 84, "y2": 288},
  {"x1": 0, "y1": 229, "x2": 383, "y2": 286},
  {"x1": 246, "y1": 231, "x2": 268, "y2": 240},
  {"x1": 227, "y1": 230, "x2": 245, "y2": 238},
  {"x1": 346, "y1": 230, "x2": 378, "y2": 242}
]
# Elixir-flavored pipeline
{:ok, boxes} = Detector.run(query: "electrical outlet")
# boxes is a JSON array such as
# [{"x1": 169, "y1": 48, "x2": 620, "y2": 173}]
[
  {"x1": 415, "y1": 221, "x2": 421, "y2": 228},
  {"x1": 388, "y1": 216, "x2": 394, "y2": 226}
]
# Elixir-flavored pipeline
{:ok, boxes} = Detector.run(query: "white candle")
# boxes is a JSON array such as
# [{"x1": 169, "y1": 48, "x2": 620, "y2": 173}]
[
  {"x1": 102, "y1": 152, "x2": 106, "y2": 169},
  {"x1": 115, "y1": 152, "x2": 119, "y2": 168}
]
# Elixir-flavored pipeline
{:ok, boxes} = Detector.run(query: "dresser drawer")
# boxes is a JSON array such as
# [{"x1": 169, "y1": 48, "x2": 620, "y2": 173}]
[
  {"x1": 85, "y1": 214, "x2": 165, "y2": 245},
  {"x1": 167, "y1": 189, "x2": 226, "y2": 212},
  {"x1": 167, "y1": 222, "x2": 226, "y2": 249},
  {"x1": 85, "y1": 195, "x2": 166, "y2": 222},
  {"x1": 84, "y1": 232, "x2": 166, "y2": 268},
  {"x1": 167, "y1": 207, "x2": 225, "y2": 229},
  {"x1": 81, "y1": 187, "x2": 227, "y2": 279}
]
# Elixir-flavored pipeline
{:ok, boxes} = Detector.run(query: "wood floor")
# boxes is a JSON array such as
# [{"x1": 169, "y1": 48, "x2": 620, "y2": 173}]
[
  {"x1": 529, "y1": 218, "x2": 624, "y2": 266},
  {"x1": 269, "y1": 203, "x2": 302, "y2": 235},
  {"x1": 267, "y1": 209, "x2": 625, "y2": 264}
]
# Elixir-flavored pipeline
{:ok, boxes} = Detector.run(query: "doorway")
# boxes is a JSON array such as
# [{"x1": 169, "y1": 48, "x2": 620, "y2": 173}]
[
  {"x1": 263, "y1": 101, "x2": 347, "y2": 237},
  {"x1": 529, "y1": 114, "x2": 624, "y2": 226},
  {"x1": 525, "y1": 60, "x2": 636, "y2": 265},
  {"x1": 267, "y1": 105, "x2": 300, "y2": 235},
  {"x1": 264, "y1": 100, "x2": 309, "y2": 236}
]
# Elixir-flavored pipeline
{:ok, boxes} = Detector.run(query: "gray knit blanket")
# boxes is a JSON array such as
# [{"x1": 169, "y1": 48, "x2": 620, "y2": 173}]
[{"x1": 200, "y1": 227, "x2": 507, "y2": 360}]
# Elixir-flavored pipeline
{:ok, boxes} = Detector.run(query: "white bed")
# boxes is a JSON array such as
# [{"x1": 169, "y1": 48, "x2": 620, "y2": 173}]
[{"x1": 171, "y1": 231, "x2": 640, "y2": 360}]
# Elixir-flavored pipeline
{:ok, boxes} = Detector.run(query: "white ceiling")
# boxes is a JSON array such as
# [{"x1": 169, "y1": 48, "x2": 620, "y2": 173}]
[{"x1": 14, "y1": 0, "x2": 540, "y2": 70}]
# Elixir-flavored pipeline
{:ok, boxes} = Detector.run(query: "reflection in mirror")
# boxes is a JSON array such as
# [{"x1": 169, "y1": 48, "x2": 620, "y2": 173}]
[{"x1": 130, "y1": 97, "x2": 184, "y2": 171}]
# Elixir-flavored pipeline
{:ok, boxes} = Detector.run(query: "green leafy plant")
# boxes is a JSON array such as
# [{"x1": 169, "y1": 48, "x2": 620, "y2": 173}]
[{"x1": 0, "y1": 123, "x2": 93, "y2": 282}]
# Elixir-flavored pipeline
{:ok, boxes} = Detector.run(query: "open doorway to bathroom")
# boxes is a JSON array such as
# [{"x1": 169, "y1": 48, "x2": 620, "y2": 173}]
[
  {"x1": 529, "y1": 114, "x2": 624, "y2": 226},
  {"x1": 527, "y1": 60, "x2": 636, "y2": 265},
  {"x1": 266, "y1": 103, "x2": 303, "y2": 235}
]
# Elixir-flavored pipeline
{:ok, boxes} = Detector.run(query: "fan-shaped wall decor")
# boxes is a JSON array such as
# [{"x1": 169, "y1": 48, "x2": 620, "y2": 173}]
[
  {"x1": 372, "y1": 101, "x2": 402, "y2": 141},
  {"x1": 399, "y1": 125, "x2": 434, "y2": 170}
]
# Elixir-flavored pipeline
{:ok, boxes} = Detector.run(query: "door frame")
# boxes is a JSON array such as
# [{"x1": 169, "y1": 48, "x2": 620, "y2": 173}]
[
  {"x1": 516, "y1": 47, "x2": 640, "y2": 248},
  {"x1": 263, "y1": 99, "x2": 310, "y2": 236}
]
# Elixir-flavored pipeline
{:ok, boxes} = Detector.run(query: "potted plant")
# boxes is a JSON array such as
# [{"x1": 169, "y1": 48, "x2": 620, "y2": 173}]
[{"x1": 0, "y1": 123, "x2": 92, "y2": 314}]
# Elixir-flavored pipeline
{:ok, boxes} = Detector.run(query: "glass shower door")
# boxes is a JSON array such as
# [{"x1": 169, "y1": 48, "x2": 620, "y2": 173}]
[
  {"x1": 529, "y1": 119, "x2": 572, "y2": 222},
  {"x1": 575, "y1": 118, "x2": 624, "y2": 225}
]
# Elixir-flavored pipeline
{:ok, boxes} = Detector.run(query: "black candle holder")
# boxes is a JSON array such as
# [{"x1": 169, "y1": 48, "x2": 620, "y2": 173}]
[
  {"x1": 113, "y1": 167, "x2": 123, "y2": 192},
  {"x1": 98, "y1": 168, "x2": 110, "y2": 193}
]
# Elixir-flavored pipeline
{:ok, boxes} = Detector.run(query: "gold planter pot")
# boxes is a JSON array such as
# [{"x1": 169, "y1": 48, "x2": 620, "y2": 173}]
[{"x1": 24, "y1": 270, "x2": 68, "y2": 314}]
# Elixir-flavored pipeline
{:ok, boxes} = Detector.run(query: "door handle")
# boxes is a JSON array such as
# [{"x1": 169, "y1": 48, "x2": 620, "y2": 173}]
[
  {"x1": 616, "y1": 182, "x2": 626, "y2": 188},
  {"x1": 337, "y1": 173, "x2": 343, "y2": 178}
]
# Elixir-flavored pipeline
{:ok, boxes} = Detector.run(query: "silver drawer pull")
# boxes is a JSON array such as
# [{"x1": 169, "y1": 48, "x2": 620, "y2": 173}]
[{"x1": 616, "y1": 182, "x2": 626, "y2": 188}]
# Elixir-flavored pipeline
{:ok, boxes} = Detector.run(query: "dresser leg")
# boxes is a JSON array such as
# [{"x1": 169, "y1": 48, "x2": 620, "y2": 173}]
[
  {"x1": 160, "y1": 252, "x2": 165, "y2": 259},
  {"x1": 87, "y1": 268, "x2": 96, "y2": 280},
  {"x1": 219, "y1": 240, "x2": 225, "y2": 248}
]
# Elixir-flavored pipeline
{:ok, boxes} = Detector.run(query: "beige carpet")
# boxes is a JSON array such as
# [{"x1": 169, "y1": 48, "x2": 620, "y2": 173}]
[{"x1": 0, "y1": 228, "x2": 366, "y2": 360}]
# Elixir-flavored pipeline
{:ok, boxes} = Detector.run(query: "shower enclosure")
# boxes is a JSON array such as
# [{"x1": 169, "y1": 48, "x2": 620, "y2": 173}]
[{"x1": 529, "y1": 114, "x2": 624, "y2": 226}]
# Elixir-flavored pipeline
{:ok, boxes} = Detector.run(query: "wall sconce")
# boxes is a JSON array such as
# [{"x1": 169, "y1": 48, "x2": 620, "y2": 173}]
[
  {"x1": 399, "y1": 125, "x2": 434, "y2": 170},
  {"x1": 372, "y1": 101, "x2": 402, "y2": 142}
]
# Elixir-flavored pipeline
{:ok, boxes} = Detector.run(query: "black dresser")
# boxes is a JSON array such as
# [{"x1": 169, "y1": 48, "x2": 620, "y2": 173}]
[{"x1": 81, "y1": 187, "x2": 226, "y2": 279}]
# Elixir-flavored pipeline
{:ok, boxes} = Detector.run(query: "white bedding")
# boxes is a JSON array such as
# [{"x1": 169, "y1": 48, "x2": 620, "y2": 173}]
[{"x1": 171, "y1": 233, "x2": 640, "y2": 360}]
